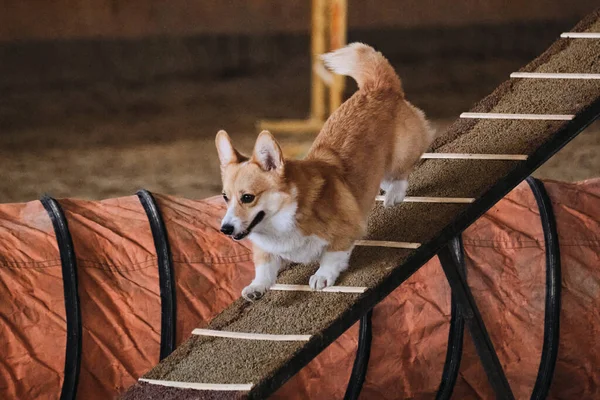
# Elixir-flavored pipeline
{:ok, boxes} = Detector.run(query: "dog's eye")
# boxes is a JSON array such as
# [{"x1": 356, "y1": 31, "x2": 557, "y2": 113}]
[
  {"x1": 241, "y1": 194, "x2": 255, "y2": 204},
  {"x1": 222, "y1": 193, "x2": 228, "y2": 202}
]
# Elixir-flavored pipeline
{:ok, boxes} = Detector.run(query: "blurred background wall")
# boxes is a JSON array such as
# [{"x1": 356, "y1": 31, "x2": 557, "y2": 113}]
[
  {"x1": 0, "y1": 1, "x2": 598, "y2": 202},
  {"x1": 0, "y1": 0, "x2": 595, "y2": 39},
  {"x1": 0, "y1": 0, "x2": 596, "y2": 88}
]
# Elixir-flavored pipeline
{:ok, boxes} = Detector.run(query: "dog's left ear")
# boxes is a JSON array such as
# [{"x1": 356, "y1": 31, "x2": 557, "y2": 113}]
[{"x1": 252, "y1": 130, "x2": 284, "y2": 173}]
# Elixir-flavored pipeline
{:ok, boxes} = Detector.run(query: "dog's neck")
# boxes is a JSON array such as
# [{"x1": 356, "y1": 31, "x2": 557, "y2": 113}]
[
  {"x1": 258, "y1": 199, "x2": 299, "y2": 236},
  {"x1": 247, "y1": 196, "x2": 329, "y2": 263}
]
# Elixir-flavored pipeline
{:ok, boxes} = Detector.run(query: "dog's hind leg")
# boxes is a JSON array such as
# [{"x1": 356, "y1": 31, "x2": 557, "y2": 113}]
[
  {"x1": 309, "y1": 246, "x2": 354, "y2": 290},
  {"x1": 380, "y1": 178, "x2": 409, "y2": 207},
  {"x1": 380, "y1": 103, "x2": 434, "y2": 207}
]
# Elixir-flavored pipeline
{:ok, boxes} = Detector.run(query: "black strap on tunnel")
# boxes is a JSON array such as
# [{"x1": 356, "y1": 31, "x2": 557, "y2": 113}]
[
  {"x1": 137, "y1": 190, "x2": 176, "y2": 360},
  {"x1": 436, "y1": 235, "x2": 466, "y2": 400},
  {"x1": 526, "y1": 177, "x2": 562, "y2": 400},
  {"x1": 344, "y1": 309, "x2": 373, "y2": 400},
  {"x1": 41, "y1": 196, "x2": 82, "y2": 400}
]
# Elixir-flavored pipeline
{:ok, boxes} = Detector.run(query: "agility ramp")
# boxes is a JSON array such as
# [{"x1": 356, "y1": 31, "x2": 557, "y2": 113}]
[{"x1": 122, "y1": 10, "x2": 600, "y2": 400}]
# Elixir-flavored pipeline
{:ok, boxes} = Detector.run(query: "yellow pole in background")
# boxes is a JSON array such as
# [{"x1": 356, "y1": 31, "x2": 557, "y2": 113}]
[
  {"x1": 311, "y1": 0, "x2": 327, "y2": 123},
  {"x1": 256, "y1": 0, "x2": 347, "y2": 141},
  {"x1": 328, "y1": 0, "x2": 347, "y2": 113}
]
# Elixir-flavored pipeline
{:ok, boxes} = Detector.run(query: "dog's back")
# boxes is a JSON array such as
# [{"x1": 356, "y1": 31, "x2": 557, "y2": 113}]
[{"x1": 307, "y1": 43, "x2": 405, "y2": 214}]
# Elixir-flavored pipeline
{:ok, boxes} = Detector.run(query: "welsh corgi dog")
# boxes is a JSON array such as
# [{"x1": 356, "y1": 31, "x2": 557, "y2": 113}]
[{"x1": 216, "y1": 43, "x2": 435, "y2": 301}]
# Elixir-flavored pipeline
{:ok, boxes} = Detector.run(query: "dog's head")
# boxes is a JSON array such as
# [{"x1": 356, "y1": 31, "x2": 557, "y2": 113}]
[{"x1": 215, "y1": 130, "x2": 295, "y2": 240}]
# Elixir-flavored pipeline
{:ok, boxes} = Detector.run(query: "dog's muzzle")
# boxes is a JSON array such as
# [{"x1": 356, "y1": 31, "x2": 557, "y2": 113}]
[{"x1": 223, "y1": 211, "x2": 265, "y2": 241}]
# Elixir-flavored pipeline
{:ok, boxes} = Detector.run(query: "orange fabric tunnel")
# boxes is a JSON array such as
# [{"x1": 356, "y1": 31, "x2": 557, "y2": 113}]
[{"x1": 1, "y1": 179, "x2": 599, "y2": 399}]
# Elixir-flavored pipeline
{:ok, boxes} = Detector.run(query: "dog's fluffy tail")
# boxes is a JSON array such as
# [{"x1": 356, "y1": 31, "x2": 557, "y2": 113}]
[{"x1": 321, "y1": 43, "x2": 402, "y2": 94}]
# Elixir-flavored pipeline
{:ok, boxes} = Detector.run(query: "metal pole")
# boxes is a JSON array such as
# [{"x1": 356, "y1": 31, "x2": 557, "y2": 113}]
[{"x1": 438, "y1": 241, "x2": 515, "y2": 400}]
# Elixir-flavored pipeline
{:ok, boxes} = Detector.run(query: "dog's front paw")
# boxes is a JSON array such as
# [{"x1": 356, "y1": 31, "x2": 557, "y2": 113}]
[
  {"x1": 309, "y1": 272, "x2": 338, "y2": 290},
  {"x1": 242, "y1": 283, "x2": 270, "y2": 302}
]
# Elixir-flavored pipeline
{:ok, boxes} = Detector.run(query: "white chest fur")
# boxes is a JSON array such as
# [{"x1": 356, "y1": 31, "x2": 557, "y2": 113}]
[
  {"x1": 248, "y1": 201, "x2": 327, "y2": 263},
  {"x1": 249, "y1": 229, "x2": 327, "y2": 264},
  {"x1": 248, "y1": 194, "x2": 328, "y2": 264}
]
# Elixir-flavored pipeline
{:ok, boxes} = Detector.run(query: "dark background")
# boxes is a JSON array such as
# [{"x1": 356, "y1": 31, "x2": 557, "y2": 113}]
[{"x1": 0, "y1": 0, "x2": 598, "y2": 202}]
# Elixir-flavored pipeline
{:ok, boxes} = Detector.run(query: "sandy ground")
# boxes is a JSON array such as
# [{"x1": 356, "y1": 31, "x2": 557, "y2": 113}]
[{"x1": 0, "y1": 58, "x2": 598, "y2": 203}]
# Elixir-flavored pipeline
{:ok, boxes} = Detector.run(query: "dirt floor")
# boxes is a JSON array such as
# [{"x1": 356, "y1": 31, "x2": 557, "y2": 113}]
[{"x1": 0, "y1": 56, "x2": 598, "y2": 204}]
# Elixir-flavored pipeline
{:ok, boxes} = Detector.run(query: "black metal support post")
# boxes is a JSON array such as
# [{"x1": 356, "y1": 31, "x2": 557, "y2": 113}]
[
  {"x1": 438, "y1": 237, "x2": 515, "y2": 400},
  {"x1": 436, "y1": 236, "x2": 466, "y2": 400}
]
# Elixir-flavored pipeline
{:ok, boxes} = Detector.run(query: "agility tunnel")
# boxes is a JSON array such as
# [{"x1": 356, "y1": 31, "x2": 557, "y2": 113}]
[
  {"x1": 2, "y1": 179, "x2": 599, "y2": 400},
  {"x1": 1, "y1": 8, "x2": 599, "y2": 400}
]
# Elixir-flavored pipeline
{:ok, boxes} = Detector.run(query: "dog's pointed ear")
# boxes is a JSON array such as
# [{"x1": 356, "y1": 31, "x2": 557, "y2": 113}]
[
  {"x1": 215, "y1": 130, "x2": 240, "y2": 166},
  {"x1": 252, "y1": 130, "x2": 284, "y2": 173}
]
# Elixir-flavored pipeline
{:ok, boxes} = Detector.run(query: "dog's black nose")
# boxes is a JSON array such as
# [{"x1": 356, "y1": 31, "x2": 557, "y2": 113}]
[{"x1": 220, "y1": 224, "x2": 234, "y2": 235}]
